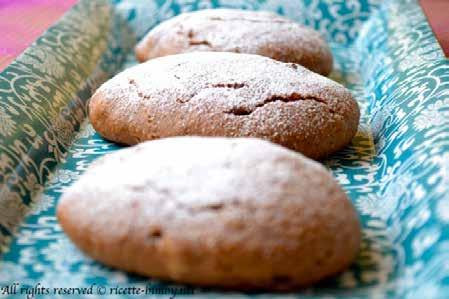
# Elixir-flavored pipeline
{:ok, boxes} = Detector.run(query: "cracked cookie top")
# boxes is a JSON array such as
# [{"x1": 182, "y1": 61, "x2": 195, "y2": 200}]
[
  {"x1": 135, "y1": 9, "x2": 333, "y2": 76},
  {"x1": 89, "y1": 52, "x2": 359, "y2": 159}
]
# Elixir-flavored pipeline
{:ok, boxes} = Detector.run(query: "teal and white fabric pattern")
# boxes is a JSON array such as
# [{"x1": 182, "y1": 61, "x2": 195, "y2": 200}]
[{"x1": 0, "y1": 0, "x2": 448, "y2": 298}]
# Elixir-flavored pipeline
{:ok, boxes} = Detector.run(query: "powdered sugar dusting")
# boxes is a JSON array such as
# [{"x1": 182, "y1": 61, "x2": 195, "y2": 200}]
[
  {"x1": 64, "y1": 137, "x2": 332, "y2": 208},
  {"x1": 58, "y1": 137, "x2": 361, "y2": 288},
  {"x1": 136, "y1": 9, "x2": 333, "y2": 75},
  {"x1": 90, "y1": 52, "x2": 359, "y2": 158}
]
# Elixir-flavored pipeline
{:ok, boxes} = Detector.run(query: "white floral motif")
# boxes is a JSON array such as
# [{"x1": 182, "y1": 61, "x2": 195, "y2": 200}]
[
  {"x1": 436, "y1": 199, "x2": 449, "y2": 223},
  {"x1": 0, "y1": 188, "x2": 28, "y2": 231},
  {"x1": 0, "y1": 106, "x2": 17, "y2": 137},
  {"x1": 0, "y1": 262, "x2": 28, "y2": 283},
  {"x1": 414, "y1": 98, "x2": 449, "y2": 131},
  {"x1": 75, "y1": 122, "x2": 96, "y2": 139},
  {"x1": 412, "y1": 227, "x2": 441, "y2": 258},
  {"x1": 430, "y1": 153, "x2": 449, "y2": 194},
  {"x1": 22, "y1": 49, "x2": 65, "y2": 78},
  {"x1": 47, "y1": 169, "x2": 79, "y2": 186},
  {"x1": 39, "y1": 238, "x2": 87, "y2": 270},
  {"x1": 29, "y1": 194, "x2": 54, "y2": 215}
]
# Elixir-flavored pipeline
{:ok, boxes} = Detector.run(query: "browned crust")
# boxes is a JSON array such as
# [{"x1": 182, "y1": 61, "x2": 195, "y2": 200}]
[
  {"x1": 57, "y1": 137, "x2": 361, "y2": 290},
  {"x1": 135, "y1": 9, "x2": 333, "y2": 76},
  {"x1": 89, "y1": 52, "x2": 359, "y2": 160}
]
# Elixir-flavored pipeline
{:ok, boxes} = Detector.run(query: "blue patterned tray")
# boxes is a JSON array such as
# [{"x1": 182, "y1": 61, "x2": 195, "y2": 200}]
[{"x1": 0, "y1": 0, "x2": 448, "y2": 298}]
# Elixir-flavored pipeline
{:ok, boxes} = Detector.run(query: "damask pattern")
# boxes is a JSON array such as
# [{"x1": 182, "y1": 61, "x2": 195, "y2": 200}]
[{"x1": 0, "y1": 0, "x2": 448, "y2": 298}]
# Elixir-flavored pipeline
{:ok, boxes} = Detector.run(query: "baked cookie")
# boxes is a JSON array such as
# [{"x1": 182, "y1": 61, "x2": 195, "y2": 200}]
[
  {"x1": 135, "y1": 9, "x2": 333, "y2": 76},
  {"x1": 57, "y1": 137, "x2": 361, "y2": 290},
  {"x1": 89, "y1": 52, "x2": 359, "y2": 160}
]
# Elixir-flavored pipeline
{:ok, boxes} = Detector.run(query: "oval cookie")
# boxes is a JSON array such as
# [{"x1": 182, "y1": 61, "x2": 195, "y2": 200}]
[
  {"x1": 57, "y1": 137, "x2": 361, "y2": 290},
  {"x1": 89, "y1": 52, "x2": 359, "y2": 160},
  {"x1": 135, "y1": 9, "x2": 333, "y2": 75}
]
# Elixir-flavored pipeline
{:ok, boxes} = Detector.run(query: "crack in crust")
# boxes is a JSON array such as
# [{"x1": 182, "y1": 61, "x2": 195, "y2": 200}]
[
  {"x1": 211, "y1": 83, "x2": 246, "y2": 89},
  {"x1": 128, "y1": 78, "x2": 151, "y2": 99},
  {"x1": 224, "y1": 93, "x2": 329, "y2": 116},
  {"x1": 186, "y1": 30, "x2": 212, "y2": 46},
  {"x1": 173, "y1": 83, "x2": 246, "y2": 105},
  {"x1": 188, "y1": 40, "x2": 212, "y2": 47},
  {"x1": 128, "y1": 78, "x2": 336, "y2": 118}
]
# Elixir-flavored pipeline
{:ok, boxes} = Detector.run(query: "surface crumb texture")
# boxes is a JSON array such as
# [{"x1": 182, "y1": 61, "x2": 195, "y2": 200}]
[
  {"x1": 57, "y1": 137, "x2": 361, "y2": 290},
  {"x1": 89, "y1": 52, "x2": 360, "y2": 160}
]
